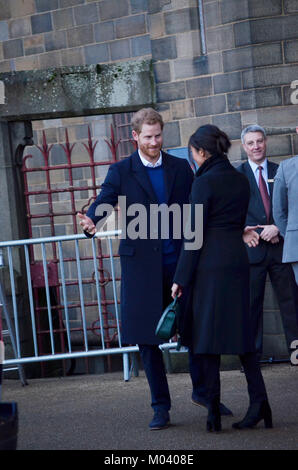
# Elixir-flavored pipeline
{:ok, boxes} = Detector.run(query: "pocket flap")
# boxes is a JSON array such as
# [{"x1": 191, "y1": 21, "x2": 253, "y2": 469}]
[{"x1": 287, "y1": 223, "x2": 298, "y2": 231}]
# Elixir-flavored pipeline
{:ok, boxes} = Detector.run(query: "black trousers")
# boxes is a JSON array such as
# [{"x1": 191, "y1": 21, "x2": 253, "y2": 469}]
[
  {"x1": 139, "y1": 262, "x2": 206, "y2": 412},
  {"x1": 250, "y1": 247, "x2": 298, "y2": 355},
  {"x1": 199, "y1": 352, "x2": 268, "y2": 405}
]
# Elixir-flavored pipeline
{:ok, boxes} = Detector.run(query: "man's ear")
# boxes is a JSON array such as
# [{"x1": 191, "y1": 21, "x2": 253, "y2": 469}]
[{"x1": 132, "y1": 130, "x2": 139, "y2": 142}]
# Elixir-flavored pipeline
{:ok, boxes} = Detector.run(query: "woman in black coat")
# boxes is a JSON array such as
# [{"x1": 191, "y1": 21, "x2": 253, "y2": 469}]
[{"x1": 172, "y1": 125, "x2": 272, "y2": 432}]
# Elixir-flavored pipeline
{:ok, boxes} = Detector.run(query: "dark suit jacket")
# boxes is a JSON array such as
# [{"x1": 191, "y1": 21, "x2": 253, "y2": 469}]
[
  {"x1": 86, "y1": 150, "x2": 194, "y2": 345},
  {"x1": 237, "y1": 159, "x2": 283, "y2": 264}
]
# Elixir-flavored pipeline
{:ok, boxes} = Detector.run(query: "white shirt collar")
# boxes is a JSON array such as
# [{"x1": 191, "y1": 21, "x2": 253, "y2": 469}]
[
  {"x1": 138, "y1": 150, "x2": 162, "y2": 168},
  {"x1": 248, "y1": 157, "x2": 268, "y2": 174}
]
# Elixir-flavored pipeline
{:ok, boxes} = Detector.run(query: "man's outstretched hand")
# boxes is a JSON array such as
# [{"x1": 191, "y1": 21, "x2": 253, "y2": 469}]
[{"x1": 77, "y1": 212, "x2": 96, "y2": 235}]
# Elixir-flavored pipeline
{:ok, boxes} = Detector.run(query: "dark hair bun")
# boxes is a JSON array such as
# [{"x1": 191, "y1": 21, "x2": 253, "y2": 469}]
[{"x1": 189, "y1": 124, "x2": 231, "y2": 157}]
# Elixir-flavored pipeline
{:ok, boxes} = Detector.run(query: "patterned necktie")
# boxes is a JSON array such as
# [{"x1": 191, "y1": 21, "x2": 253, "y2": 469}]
[{"x1": 258, "y1": 165, "x2": 270, "y2": 222}]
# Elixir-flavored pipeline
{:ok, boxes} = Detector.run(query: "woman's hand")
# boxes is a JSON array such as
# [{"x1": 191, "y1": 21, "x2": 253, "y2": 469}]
[
  {"x1": 242, "y1": 226, "x2": 260, "y2": 248},
  {"x1": 171, "y1": 283, "x2": 183, "y2": 299}
]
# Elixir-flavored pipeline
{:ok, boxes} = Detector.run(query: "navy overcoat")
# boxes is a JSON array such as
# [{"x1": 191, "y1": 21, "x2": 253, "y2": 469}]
[
  {"x1": 174, "y1": 154, "x2": 255, "y2": 355},
  {"x1": 87, "y1": 150, "x2": 194, "y2": 345}
]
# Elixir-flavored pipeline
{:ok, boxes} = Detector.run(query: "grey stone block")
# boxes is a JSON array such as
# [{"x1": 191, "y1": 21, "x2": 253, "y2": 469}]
[
  {"x1": 31, "y1": 13, "x2": 53, "y2": 34},
  {"x1": 206, "y1": 24, "x2": 234, "y2": 53},
  {"x1": 84, "y1": 43, "x2": 109, "y2": 65},
  {"x1": 9, "y1": 18, "x2": 31, "y2": 38},
  {"x1": 266, "y1": 135, "x2": 293, "y2": 157},
  {"x1": 284, "y1": 0, "x2": 298, "y2": 13},
  {"x1": 98, "y1": 0, "x2": 129, "y2": 20},
  {"x1": 164, "y1": 7, "x2": 199, "y2": 34},
  {"x1": 94, "y1": 21, "x2": 115, "y2": 43},
  {"x1": 153, "y1": 61, "x2": 171, "y2": 83},
  {"x1": 131, "y1": 35, "x2": 151, "y2": 57},
  {"x1": 228, "y1": 88, "x2": 282, "y2": 112},
  {"x1": 243, "y1": 64, "x2": 298, "y2": 89},
  {"x1": 60, "y1": 0, "x2": 84, "y2": 7},
  {"x1": 173, "y1": 53, "x2": 222, "y2": 79},
  {"x1": 35, "y1": 0, "x2": 59, "y2": 12},
  {"x1": 52, "y1": 8, "x2": 74, "y2": 31},
  {"x1": 194, "y1": 94, "x2": 226, "y2": 117},
  {"x1": 204, "y1": 1, "x2": 221, "y2": 27},
  {"x1": 151, "y1": 36, "x2": 177, "y2": 61},
  {"x1": 110, "y1": 39, "x2": 131, "y2": 61},
  {"x1": 44, "y1": 30, "x2": 67, "y2": 52},
  {"x1": 157, "y1": 81, "x2": 186, "y2": 102},
  {"x1": 0, "y1": 0, "x2": 11, "y2": 20},
  {"x1": 223, "y1": 43, "x2": 282, "y2": 72},
  {"x1": 235, "y1": 15, "x2": 298, "y2": 47},
  {"x1": 0, "y1": 21, "x2": 9, "y2": 41},
  {"x1": 213, "y1": 72, "x2": 242, "y2": 94},
  {"x1": 293, "y1": 134, "x2": 298, "y2": 154},
  {"x1": 148, "y1": 0, "x2": 171, "y2": 14},
  {"x1": 212, "y1": 113, "x2": 242, "y2": 140},
  {"x1": 284, "y1": 39, "x2": 298, "y2": 63},
  {"x1": 186, "y1": 76, "x2": 212, "y2": 98},
  {"x1": 74, "y1": 3, "x2": 99, "y2": 26},
  {"x1": 67, "y1": 25, "x2": 94, "y2": 48},
  {"x1": 131, "y1": 0, "x2": 148, "y2": 13},
  {"x1": 221, "y1": 0, "x2": 282, "y2": 24},
  {"x1": 115, "y1": 14, "x2": 146, "y2": 38},
  {"x1": 163, "y1": 121, "x2": 181, "y2": 148},
  {"x1": 3, "y1": 39, "x2": 23, "y2": 59}
]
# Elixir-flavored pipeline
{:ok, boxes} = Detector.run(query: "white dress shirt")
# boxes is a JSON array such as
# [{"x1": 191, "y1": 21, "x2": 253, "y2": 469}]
[
  {"x1": 138, "y1": 150, "x2": 162, "y2": 168},
  {"x1": 248, "y1": 158, "x2": 270, "y2": 194}
]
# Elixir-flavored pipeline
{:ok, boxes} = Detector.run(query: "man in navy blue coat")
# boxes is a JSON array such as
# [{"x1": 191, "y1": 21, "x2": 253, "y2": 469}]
[
  {"x1": 237, "y1": 125, "x2": 298, "y2": 359},
  {"x1": 78, "y1": 108, "x2": 231, "y2": 429}
]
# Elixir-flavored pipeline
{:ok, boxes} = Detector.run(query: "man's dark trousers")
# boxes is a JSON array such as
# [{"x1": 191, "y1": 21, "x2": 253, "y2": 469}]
[{"x1": 138, "y1": 262, "x2": 205, "y2": 412}]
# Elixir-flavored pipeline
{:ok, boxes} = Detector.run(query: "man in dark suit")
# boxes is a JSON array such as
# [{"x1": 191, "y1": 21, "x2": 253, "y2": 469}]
[
  {"x1": 237, "y1": 124, "x2": 298, "y2": 359},
  {"x1": 78, "y1": 108, "x2": 232, "y2": 430}
]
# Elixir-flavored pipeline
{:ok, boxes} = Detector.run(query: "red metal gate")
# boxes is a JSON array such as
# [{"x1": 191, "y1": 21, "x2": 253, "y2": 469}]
[{"x1": 21, "y1": 113, "x2": 136, "y2": 375}]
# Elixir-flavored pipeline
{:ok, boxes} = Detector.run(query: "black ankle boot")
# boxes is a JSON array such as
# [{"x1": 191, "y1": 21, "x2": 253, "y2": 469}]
[
  {"x1": 232, "y1": 400, "x2": 273, "y2": 430},
  {"x1": 206, "y1": 399, "x2": 222, "y2": 432}
]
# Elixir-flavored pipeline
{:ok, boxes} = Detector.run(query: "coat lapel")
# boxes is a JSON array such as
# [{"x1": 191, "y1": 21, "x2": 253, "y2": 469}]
[
  {"x1": 162, "y1": 151, "x2": 177, "y2": 203},
  {"x1": 131, "y1": 151, "x2": 158, "y2": 203},
  {"x1": 267, "y1": 161, "x2": 276, "y2": 207}
]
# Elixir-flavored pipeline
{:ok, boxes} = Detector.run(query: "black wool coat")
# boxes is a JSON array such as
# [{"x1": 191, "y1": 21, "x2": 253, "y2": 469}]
[
  {"x1": 174, "y1": 154, "x2": 255, "y2": 355},
  {"x1": 87, "y1": 150, "x2": 194, "y2": 345}
]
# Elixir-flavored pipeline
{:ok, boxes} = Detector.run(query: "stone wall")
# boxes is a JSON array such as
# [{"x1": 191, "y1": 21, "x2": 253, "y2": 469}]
[
  {"x1": 1, "y1": 0, "x2": 297, "y2": 157},
  {"x1": 1, "y1": 0, "x2": 298, "y2": 363}
]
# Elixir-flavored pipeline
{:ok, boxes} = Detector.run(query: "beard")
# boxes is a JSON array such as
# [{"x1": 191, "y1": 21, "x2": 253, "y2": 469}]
[{"x1": 138, "y1": 142, "x2": 162, "y2": 161}]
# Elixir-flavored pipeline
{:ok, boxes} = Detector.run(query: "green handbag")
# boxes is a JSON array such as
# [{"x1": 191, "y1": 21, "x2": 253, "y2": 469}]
[{"x1": 155, "y1": 297, "x2": 180, "y2": 341}]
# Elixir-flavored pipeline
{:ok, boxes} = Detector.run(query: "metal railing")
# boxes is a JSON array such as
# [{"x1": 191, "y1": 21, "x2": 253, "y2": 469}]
[{"x1": 0, "y1": 230, "x2": 177, "y2": 381}]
